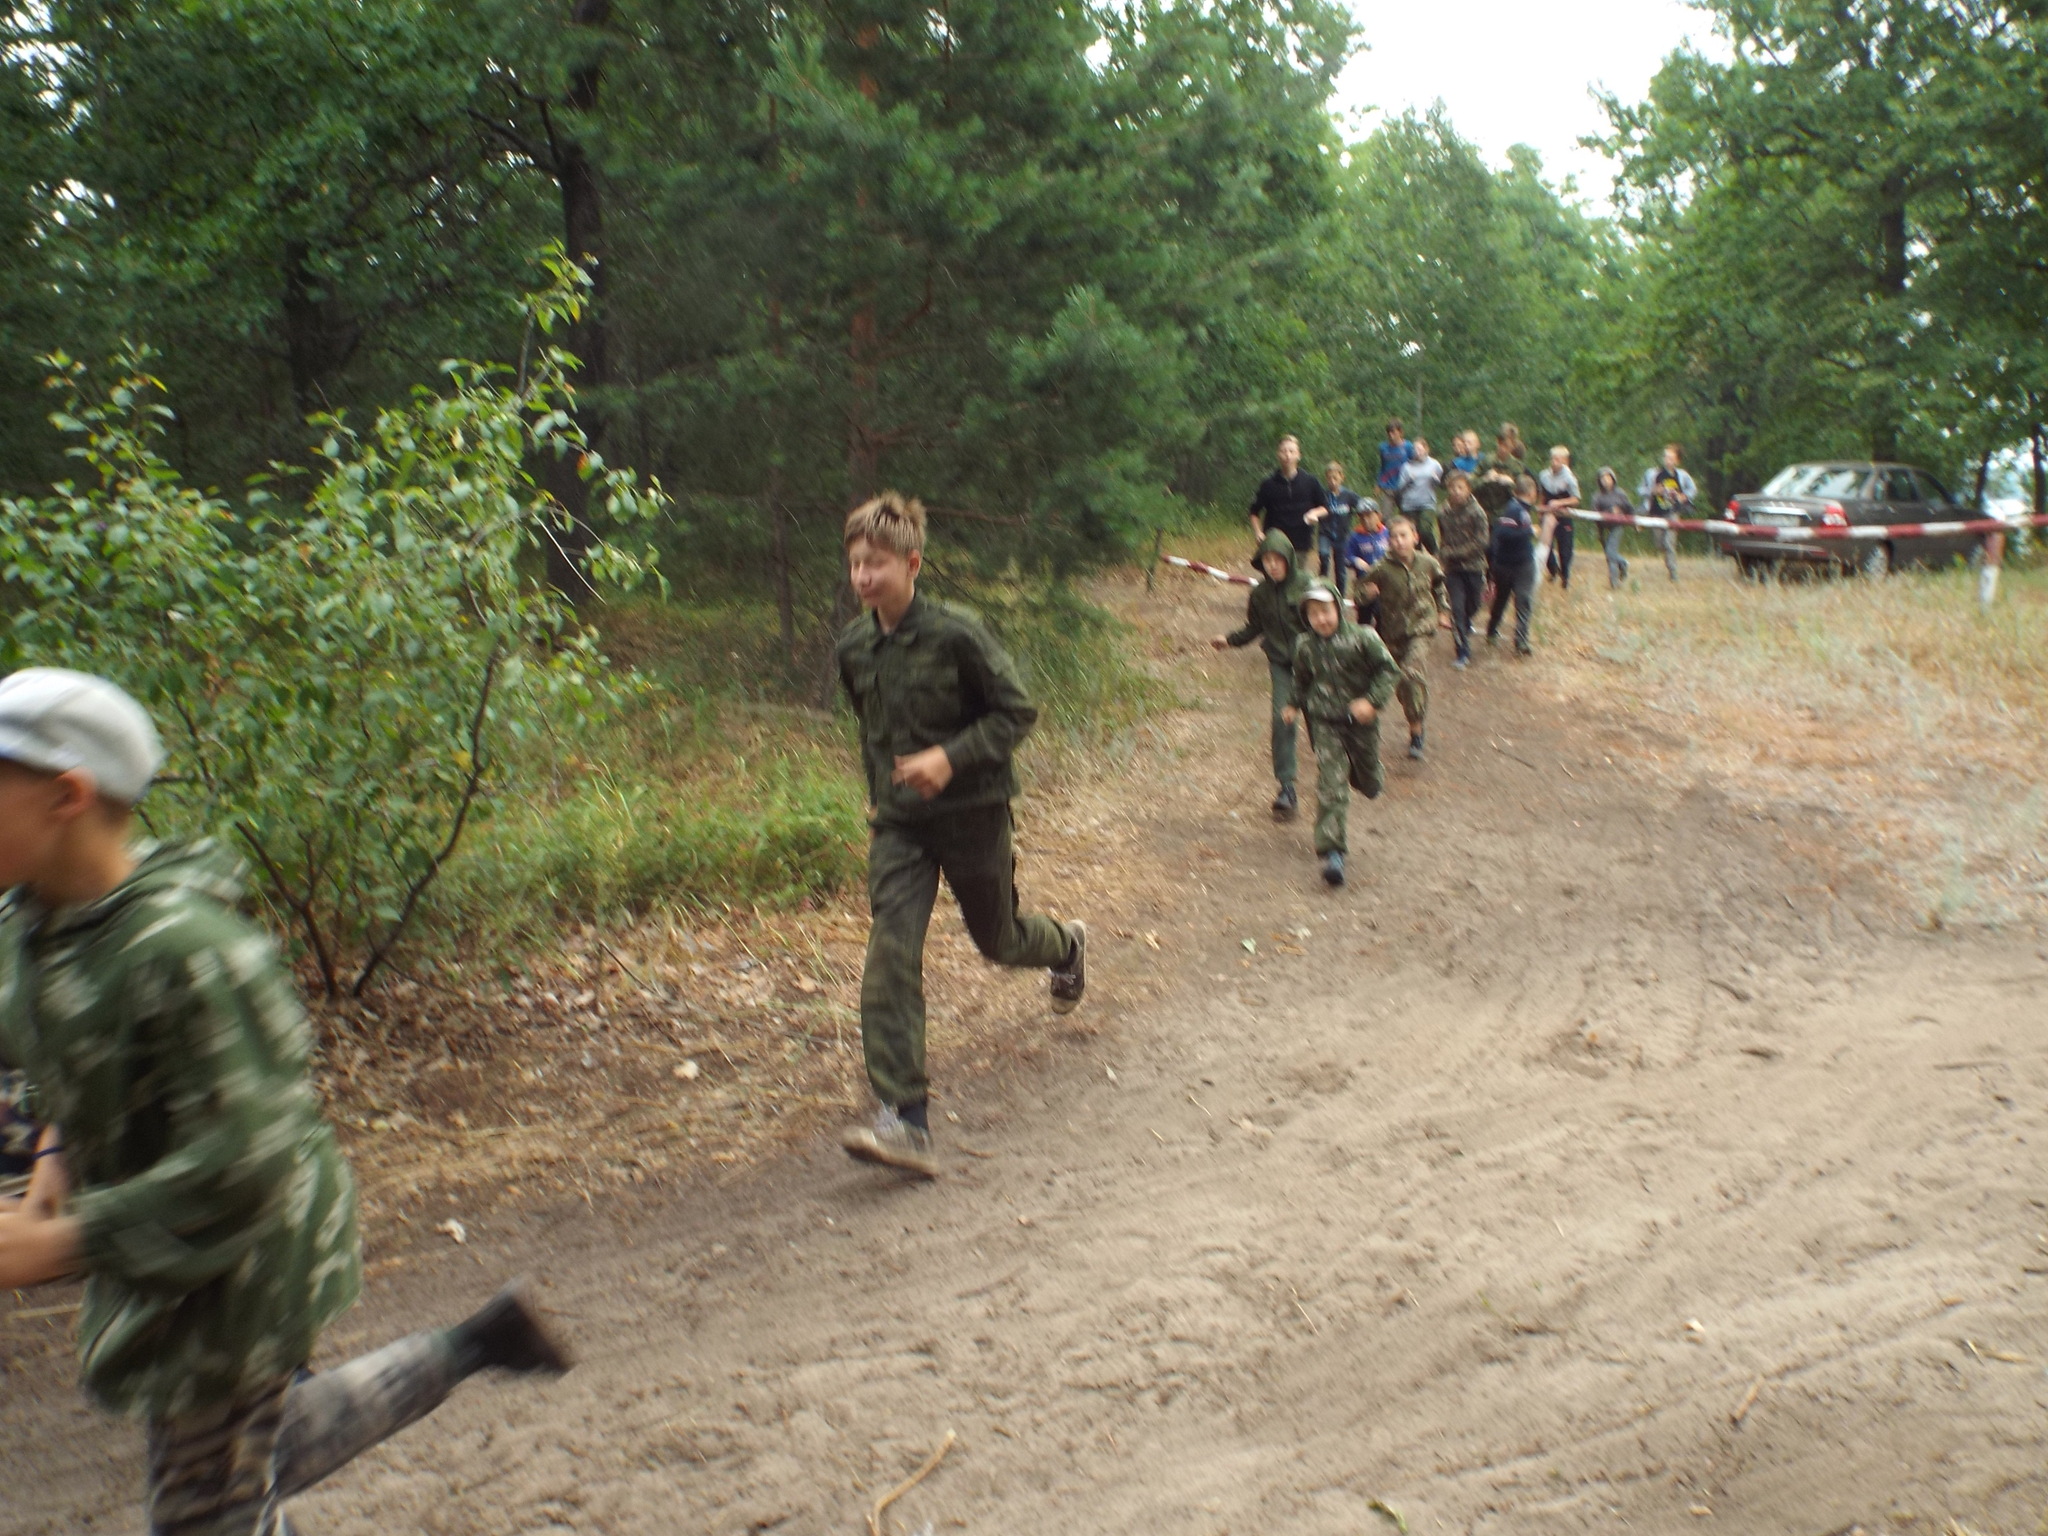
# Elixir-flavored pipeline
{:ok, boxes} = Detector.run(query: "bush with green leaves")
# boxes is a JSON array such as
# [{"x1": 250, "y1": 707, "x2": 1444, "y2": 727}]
[{"x1": 0, "y1": 261, "x2": 662, "y2": 996}]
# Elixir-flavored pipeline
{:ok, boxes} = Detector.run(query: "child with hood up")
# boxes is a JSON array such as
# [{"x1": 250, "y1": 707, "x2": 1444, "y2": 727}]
[{"x1": 1212, "y1": 529, "x2": 1313, "y2": 821}]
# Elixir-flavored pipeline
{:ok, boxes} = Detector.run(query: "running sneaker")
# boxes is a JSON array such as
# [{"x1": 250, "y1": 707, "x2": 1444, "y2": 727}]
[
  {"x1": 1407, "y1": 731, "x2": 1426, "y2": 760},
  {"x1": 1321, "y1": 851, "x2": 1346, "y2": 888},
  {"x1": 456, "y1": 1284, "x2": 573, "y2": 1375},
  {"x1": 1050, "y1": 920, "x2": 1087, "y2": 1014},
  {"x1": 1452, "y1": 655, "x2": 1469, "y2": 671},
  {"x1": 842, "y1": 1106, "x2": 940, "y2": 1179},
  {"x1": 1271, "y1": 783, "x2": 1297, "y2": 820}
]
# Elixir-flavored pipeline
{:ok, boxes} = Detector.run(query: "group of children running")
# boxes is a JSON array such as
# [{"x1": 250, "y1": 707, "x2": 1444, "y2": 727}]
[
  {"x1": 1225, "y1": 427, "x2": 1701, "y2": 886},
  {"x1": 0, "y1": 455, "x2": 1710, "y2": 1529}
]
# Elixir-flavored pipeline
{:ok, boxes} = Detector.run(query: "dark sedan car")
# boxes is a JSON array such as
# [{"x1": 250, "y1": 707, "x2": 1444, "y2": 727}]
[{"x1": 1713, "y1": 462, "x2": 1977, "y2": 577}]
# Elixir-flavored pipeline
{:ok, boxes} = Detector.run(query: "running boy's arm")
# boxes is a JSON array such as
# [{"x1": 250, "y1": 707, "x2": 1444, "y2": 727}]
[
  {"x1": 936, "y1": 620, "x2": 1040, "y2": 776},
  {"x1": 1429, "y1": 558, "x2": 1451, "y2": 624},
  {"x1": 65, "y1": 928, "x2": 321, "y2": 1295},
  {"x1": 1223, "y1": 589, "x2": 1261, "y2": 648}
]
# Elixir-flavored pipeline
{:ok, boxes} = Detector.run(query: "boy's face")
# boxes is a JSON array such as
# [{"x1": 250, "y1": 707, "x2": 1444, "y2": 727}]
[
  {"x1": 1361, "y1": 509, "x2": 1383, "y2": 532},
  {"x1": 847, "y1": 537, "x2": 921, "y2": 615},
  {"x1": 1305, "y1": 599, "x2": 1340, "y2": 637},
  {"x1": 1325, "y1": 466, "x2": 1343, "y2": 490},
  {"x1": 1663, "y1": 448, "x2": 1681, "y2": 470},
  {"x1": 1277, "y1": 439, "x2": 1301, "y2": 475},
  {"x1": 1447, "y1": 481, "x2": 1470, "y2": 506},
  {"x1": 1387, "y1": 428, "x2": 1404, "y2": 446},
  {"x1": 1389, "y1": 522, "x2": 1418, "y2": 559},
  {"x1": 1260, "y1": 551, "x2": 1293, "y2": 583},
  {"x1": 1551, "y1": 449, "x2": 1569, "y2": 469}
]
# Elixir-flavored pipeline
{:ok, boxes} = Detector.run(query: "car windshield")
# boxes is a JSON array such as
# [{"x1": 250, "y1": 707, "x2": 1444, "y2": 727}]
[{"x1": 1760, "y1": 465, "x2": 1869, "y2": 499}]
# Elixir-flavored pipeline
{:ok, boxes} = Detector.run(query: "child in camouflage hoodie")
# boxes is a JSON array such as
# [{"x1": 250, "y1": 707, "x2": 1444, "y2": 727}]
[
  {"x1": 1283, "y1": 584, "x2": 1402, "y2": 889},
  {"x1": 0, "y1": 669, "x2": 569, "y2": 1536},
  {"x1": 1212, "y1": 527, "x2": 1314, "y2": 821}
]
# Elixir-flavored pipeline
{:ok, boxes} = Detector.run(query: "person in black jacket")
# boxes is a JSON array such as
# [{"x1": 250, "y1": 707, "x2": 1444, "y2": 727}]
[
  {"x1": 1485, "y1": 474, "x2": 1540, "y2": 656},
  {"x1": 1246, "y1": 435, "x2": 1329, "y2": 558}
]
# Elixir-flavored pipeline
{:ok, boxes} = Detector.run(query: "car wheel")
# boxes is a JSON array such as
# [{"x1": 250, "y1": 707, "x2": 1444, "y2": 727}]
[{"x1": 1859, "y1": 542, "x2": 1892, "y2": 579}]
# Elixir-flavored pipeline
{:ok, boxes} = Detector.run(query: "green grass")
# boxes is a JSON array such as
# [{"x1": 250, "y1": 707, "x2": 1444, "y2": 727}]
[{"x1": 415, "y1": 573, "x2": 1166, "y2": 954}]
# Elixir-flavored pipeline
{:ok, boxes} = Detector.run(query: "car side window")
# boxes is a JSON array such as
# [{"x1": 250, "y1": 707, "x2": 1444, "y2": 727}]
[
  {"x1": 1880, "y1": 469, "x2": 1919, "y2": 503},
  {"x1": 1913, "y1": 472, "x2": 1953, "y2": 506}
]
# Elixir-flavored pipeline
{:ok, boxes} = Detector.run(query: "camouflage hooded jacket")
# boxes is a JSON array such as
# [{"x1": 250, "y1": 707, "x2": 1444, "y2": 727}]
[
  {"x1": 0, "y1": 841, "x2": 361, "y2": 1419},
  {"x1": 1225, "y1": 528, "x2": 1313, "y2": 663},
  {"x1": 1290, "y1": 614, "x2": 1402, "y2": 723}
]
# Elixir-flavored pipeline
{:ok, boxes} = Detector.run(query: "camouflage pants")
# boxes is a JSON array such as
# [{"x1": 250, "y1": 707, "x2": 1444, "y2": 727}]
[
  {"x1": 1383, "y1": 633, "x2": 1431, "y2": 734},
  {"x1": 862, "y1": 806, "x2": 1073, "y2": 1109},
  {"x1": 1307, "y1": 717, "x2": 1384, "y2": 855},
  {"x1": 146, "y1": 1330, "x2": 469, "y2": 1534}
]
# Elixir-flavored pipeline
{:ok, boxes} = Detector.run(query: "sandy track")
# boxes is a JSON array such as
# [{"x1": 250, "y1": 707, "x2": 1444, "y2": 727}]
[{"x1": 8, "y1": 569, "x2": 2047, "y2": 1535}]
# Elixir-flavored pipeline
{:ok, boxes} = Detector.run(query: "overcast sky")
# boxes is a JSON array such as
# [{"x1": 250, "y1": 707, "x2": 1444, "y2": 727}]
[{"x1": 1330, "y1": 0, "x2": 1723, "y2": 206}]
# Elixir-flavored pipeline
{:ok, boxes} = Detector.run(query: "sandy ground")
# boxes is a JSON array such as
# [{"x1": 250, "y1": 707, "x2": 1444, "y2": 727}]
[{"x1": 8, "y1": 561, "x2": 2048, "y2": 1535}]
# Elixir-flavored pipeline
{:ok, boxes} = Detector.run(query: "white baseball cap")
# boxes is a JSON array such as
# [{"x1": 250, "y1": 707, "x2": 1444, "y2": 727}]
[{"x1": 0, "y1": 668, "x2": 163, "y2": 804}]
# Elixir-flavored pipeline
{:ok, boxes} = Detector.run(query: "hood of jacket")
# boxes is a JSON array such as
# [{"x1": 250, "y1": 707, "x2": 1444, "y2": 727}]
[{"x1": 1251, "y1": 527, "x2": 1299, "y2": 574}]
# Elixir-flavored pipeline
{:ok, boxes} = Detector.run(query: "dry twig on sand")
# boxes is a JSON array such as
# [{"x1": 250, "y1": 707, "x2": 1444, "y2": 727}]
[
  {"x1": 868, "y1": 1430, "x2": 957, "y2": 1536},
  {"x1": 1730, "y1": 1377, "x2": 1763, "y2": 1426}
]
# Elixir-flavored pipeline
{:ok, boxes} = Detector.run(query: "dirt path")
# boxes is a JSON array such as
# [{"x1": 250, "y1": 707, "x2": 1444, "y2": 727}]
[{"x1": 9, "y1": 566, "x2": 2048, "y2": 1535}]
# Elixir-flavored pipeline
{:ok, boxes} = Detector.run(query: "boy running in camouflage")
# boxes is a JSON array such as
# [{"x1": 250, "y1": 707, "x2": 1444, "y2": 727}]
[
  {"x1": 1284, "y1": 584, "x2": 1402, "y2": 889},
  {"x1": 0, "y1": 669, "x2": 568, "y2": 1536},
  {"x1": 836, "y1": 495, "x2": 1086, "y2": 1179},
  {"x1": 1355, "y1": 515, "x2": 1451, "y2": 760},
  {"x1": 1210, "y1": 528, "x2": 1312, "y2": 821}
]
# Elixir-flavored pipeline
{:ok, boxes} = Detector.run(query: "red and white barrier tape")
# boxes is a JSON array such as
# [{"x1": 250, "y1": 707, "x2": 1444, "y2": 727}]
[
  {"x1": 1567, "y1": 509, "x2": 2048, "y2": 542},
  {"x1": 1161, "y1": 553, "x2": 1260, "y2": 586}
]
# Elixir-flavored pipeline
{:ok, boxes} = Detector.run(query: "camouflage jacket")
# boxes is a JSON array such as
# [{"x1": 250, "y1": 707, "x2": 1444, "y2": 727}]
[
  {"x1": 0, "y1": 1066, "x2": 33, "y2": 1200},
  {"x1": 1225, "y1": 529, "x2": 1313, "y2": 663},
  {"x1": 1437, "y1": 494, "x2": 1491, "y2": 572},
  {"x1": 1361, "y1": 550, "x2": 1449, "y2": 645},
  {"x1": 0, "y1": 841, "x2": 361, "y2": 1419},
  {"x1": 837, "y1": 591, "x2": 1038, "y2": 825},
  {"x1": 1290, "y1": 619, "x2": 1402, "y2": 723}
]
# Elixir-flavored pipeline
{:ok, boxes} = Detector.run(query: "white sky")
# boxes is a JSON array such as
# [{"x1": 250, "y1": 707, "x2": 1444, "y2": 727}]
[{"x1": 1330, "y1": 0, "x2": 1723, "y2": 206}]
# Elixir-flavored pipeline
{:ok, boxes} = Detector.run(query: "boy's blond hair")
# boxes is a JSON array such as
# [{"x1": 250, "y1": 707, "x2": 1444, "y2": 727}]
[{"x1": 843, "y1": 491, "x2": 927, "y2": 556}]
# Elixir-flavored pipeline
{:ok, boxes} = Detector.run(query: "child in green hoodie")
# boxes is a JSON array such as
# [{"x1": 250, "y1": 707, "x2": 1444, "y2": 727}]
[
  {"x1": 1283, "y1": 583, "x2": 1402, "y2": 888},
  {"x1": 1211, "y1": 528, "x2": 1313, "y2": 820},
  {"x1": 0, "y1": 668, "x2": 570, "y2": 1536}
]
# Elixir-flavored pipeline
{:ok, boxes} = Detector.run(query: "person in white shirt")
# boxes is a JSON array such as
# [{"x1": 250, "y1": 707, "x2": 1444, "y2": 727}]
[
  {"x1": 1536, "y1": 445, "x2": 1581, "y2": 590},
  {"x1": 1394, "y1": 436, "x2": 1445, "y2": 555}
]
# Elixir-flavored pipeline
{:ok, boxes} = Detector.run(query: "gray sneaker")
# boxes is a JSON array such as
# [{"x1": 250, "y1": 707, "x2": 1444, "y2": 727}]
[
  {"x1": 1050, "y1": 920, "x2": 1087, "y2": 1014},
  {"x1": 842, "y1": 1107, "x2": 939, "y2": 1179}
]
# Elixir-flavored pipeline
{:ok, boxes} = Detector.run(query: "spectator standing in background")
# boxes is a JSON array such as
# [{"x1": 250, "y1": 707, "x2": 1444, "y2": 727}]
[
  {"x1": 1536, "y1": 445, "x2": 1581, "y2": 591},
  {"x1": 1637, "y1": 444, "x2": 1695, "y2": 583},
  {"x1": 1396, "y1": 435, "x2": 1446, "y2": 555},
  {"x1": 1376, "y1": 420, "x2": 1413, "y2": 518},
  {"x1": 1247, "y1": 435, "x2": 1329, "y2": 560},
  {"x1": 1451, "y1": 432, "x2": 1482, "y2": 477},
  {"x1": 1319, "y1": 460, "x2": 1364, "y2": 593},
  {"x1": 1590, "y1": 467, "x2": 1635, "y2": 589}
]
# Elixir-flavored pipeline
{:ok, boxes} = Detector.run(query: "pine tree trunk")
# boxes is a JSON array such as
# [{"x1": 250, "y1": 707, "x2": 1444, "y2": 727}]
[{"x1": 544, "y1": 0, "x2": 612, "y2": 602}]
